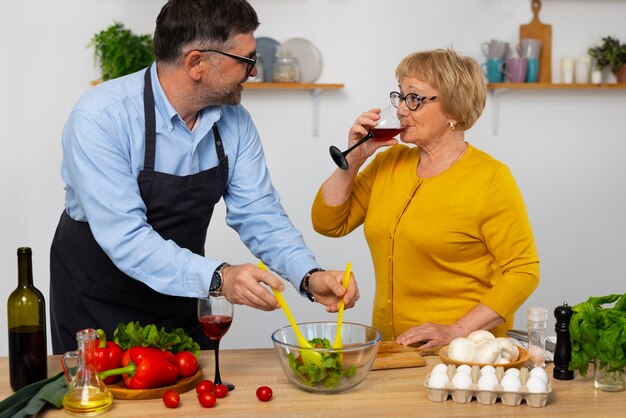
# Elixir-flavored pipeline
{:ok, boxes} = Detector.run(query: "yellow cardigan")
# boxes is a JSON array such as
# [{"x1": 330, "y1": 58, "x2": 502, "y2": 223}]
[{"x1": 312, "y1": 144, "x2": 539, "y2": 340}]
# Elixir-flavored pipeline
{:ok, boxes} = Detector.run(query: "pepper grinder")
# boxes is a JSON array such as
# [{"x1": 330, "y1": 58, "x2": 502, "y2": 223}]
[{"x1": 553, "y1": 302, "x2": 575, "y2": 380}]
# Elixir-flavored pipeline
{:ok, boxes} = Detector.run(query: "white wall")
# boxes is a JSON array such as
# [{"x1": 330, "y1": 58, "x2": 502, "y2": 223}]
[{"x1": 1, "y1": 0, "x2": 625, "y2": 355}]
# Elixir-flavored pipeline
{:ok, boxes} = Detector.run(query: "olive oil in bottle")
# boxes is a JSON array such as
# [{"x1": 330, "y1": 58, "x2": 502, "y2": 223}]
[{"x1": 8, "y1": 247, "x2": 48, "y2": 391}]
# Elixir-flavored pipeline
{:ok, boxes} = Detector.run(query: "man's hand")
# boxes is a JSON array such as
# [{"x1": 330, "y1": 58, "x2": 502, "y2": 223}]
[
  {"x1": 307, "y1": 270, "x2": 360, "y2": 312},
  {"x1": 219, "y1": 263, "x2": 285, "y2": 311}
]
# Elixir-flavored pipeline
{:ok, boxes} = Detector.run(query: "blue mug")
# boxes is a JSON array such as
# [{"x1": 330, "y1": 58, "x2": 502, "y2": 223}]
[
  {"x1": 526, "y1": 58, "x2": 540, "y2": 83},
  {"x1": 482, "y1": 58, "x2": 505, "y2": 83}
]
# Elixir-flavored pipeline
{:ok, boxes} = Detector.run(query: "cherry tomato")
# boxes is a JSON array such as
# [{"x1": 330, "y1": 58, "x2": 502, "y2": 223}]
[
  {"x1": 214, "y1": 384, "x2": 229, "y2": 398},
  {"x1": 256, "y1": 385, "x2": 273, "y2": 402},
  {"x1": 198, "y1": 391, "x2": 217, "y2": 408},
  {"x1": 162, "y1": 389, "x2": 180, "y2": 408},
  {"x1": 174, "y1": 351, "x2": 199, "y2": 377},
  {"x1": 196, "y1": 379, "x2": 215, "y2": 395}
]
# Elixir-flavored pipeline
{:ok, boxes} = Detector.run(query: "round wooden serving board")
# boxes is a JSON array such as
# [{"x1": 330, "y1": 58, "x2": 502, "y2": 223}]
[{"x1": 107, "y1": 368, "x2": 203, "y2": 400}]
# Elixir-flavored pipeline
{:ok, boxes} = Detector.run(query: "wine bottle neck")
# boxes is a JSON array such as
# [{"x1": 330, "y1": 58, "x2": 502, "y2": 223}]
[{"x1": 17, "y1": 252, "x2": 34, "y2": 287}]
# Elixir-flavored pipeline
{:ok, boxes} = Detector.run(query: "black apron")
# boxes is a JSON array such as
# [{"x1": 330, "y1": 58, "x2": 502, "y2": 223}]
[{"x1": 50, "y1": 66, "x2": 228, "y2": 353}]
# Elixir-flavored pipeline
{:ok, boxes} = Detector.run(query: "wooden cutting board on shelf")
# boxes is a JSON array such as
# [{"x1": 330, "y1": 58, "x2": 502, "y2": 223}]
[
  {"x1": 372, "y1": 342, "x2": 441, "y2": 370},
  {"x1": 520, "y1": 0, "x2": 552, "y2": 83}
]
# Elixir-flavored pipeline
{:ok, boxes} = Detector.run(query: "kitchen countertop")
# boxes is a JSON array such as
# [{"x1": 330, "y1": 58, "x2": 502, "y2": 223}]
[{"x1": 0, "y1": 348, "x2": 623, "y2": 417}]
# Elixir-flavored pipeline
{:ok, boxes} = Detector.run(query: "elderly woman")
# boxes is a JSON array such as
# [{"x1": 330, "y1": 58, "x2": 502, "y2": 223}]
[{"x1": 311, "y1": 48, "x2": 539, "y2": 349}]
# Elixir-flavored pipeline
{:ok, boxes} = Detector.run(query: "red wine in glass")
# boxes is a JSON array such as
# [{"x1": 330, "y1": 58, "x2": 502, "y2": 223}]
[
  {"x1": 198, "y1": 293, "x2": 234, "y2": 391},
  {"x1": 199, "y1": 315, "x2": 232, "y2": 340},
  {"x1": 371, "y1": 128, "x2": 402, "y2": 140}
]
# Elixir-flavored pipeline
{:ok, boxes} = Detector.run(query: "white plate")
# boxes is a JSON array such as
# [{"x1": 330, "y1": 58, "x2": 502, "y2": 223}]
[
  {"x1": 256, "y1": 36, "x2": 280, "y2": 82},
  {"x1": 281, "y1": 37, "x2": 323, "y2": 83}
]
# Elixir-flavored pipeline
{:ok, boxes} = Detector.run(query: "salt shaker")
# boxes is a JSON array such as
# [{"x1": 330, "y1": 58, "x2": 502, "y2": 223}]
[
  {"x1": 553, "y1": 302, "x2": 575, "y2": 380},
  {"x1": 526, "y1": 307, "x2": 547, "y2": 368}
]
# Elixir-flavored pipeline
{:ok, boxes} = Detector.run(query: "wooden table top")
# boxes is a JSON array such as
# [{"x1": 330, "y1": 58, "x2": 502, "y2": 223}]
[{"x1": 0, "y1": 348, "x2": 623, "y2": 417}]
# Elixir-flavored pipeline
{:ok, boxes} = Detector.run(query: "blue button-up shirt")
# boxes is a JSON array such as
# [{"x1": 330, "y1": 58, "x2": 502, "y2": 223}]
[{"x1": 60, "y1": 64, "x2": 318, "y2": 297}]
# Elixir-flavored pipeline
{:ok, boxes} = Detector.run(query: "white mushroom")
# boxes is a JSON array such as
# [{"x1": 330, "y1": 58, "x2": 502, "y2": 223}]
[
  {"x1": 467, "y1": 330, "x2": 496, "y2": 346},
  {"x1": 447, "y1": 337, "x2": 476, "y2": 363},
  {"x1": 472, "y1": 340, "x2": 502, "y2": 364},
  {"x1": 494, "y1": 337, "x2": 520, "y2": 362}
]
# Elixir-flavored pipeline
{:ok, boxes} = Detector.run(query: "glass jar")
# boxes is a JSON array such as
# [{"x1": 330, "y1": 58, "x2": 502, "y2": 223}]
[
  {"x1": 62, "y1": 328, "x2": 113, "y2": 415},
  {"x1": 273, "y1": 47, "x2": 300, "y2": 83},
  {"x1": 594, "y1": 359, "x2": 625, "y2": 392}
]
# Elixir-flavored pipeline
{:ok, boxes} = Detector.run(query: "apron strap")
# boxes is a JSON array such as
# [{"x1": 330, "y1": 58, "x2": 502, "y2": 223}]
[{"x1": 143, "y1": 65, "x2": 157, "y2": 171}]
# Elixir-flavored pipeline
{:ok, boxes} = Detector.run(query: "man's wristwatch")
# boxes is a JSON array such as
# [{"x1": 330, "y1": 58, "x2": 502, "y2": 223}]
[
  {"x1": 210, "y1": 262, "x2": 230, "y2": 292},
  {"x1": 300, "y1": 268, "x2": 325, "y2": 302}
]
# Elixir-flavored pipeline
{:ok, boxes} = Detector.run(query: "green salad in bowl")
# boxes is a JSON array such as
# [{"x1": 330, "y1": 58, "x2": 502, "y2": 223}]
[{"x1": 272, "y1": 322, "x2": 381, "y2": 393}]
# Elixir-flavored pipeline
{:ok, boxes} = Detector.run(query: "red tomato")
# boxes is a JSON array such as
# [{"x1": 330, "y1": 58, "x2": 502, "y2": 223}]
[
  {"x1": 196, "y1": 379, "x2": 215, "y2": 395},
  {"x1": 198, "y1": 391, "x2": 217, "y2": 408},
  {"x1": 256, "y1": 386, "x2": 273, "y2": 402},
  {"x1": 162, "y1": 390, "x2": 180, "y2": 408},
  {"x1": 174, "y1": 351, "x2": 199, "y2": 377},
  {"x1": 214, "y1": 384, "x2": 229, "y2": 398}
]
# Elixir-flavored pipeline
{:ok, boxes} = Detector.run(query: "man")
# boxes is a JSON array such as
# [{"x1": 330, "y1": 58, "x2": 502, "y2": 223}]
[{"x1": 50, "y1": 0, "x2": 358, "y2": 353}]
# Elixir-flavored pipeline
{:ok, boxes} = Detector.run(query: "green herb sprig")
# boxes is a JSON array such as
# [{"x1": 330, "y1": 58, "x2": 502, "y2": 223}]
[{"x1": 569, "y1": 293, "x2": 626, "y2": 376}]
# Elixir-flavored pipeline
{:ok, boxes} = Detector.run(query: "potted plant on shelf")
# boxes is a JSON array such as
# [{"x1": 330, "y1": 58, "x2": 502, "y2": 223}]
[
  {"x1": 89, "y1": 21, "x2": 155, "y2": 82},
  {"x1": 587, "y1": 36, "x2": 626, "y2": 83}
]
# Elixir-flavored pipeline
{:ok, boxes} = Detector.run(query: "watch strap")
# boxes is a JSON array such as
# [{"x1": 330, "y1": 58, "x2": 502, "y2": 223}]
[{"x1": 300, "y1": 268, "x2": 324, "y2": 302}]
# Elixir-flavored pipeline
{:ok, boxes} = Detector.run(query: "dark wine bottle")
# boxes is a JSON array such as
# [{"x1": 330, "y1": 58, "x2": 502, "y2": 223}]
[{"x1": 7, "y1": 247, "x2": 48, "y2": 391}]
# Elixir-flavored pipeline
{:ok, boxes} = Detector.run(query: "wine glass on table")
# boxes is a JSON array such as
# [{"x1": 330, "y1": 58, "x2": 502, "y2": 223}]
[
  {"x1": 198, "y1": 292, "x2": 235, "y2": 391},
  {"x1": 329, "y1": 104, "x2": 402, "y2": 170}
]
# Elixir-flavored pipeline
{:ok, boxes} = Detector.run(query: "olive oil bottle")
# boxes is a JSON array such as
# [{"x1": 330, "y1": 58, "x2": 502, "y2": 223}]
[{"x1": 8, "y1": 247, "x2": 48, "y2": 391}]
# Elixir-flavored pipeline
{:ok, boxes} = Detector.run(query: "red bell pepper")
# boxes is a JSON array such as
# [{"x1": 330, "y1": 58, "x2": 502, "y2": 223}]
[
  {"x1": 99, "y1": 346, "x2": 179, "y2": 389},
  {"x1": 94, "y1": 329, "x2": 123, "y2": 384}
]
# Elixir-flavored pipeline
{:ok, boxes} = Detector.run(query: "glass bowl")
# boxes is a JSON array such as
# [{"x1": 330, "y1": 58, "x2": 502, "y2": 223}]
[{"x1": 271, "y1": 321, "x2": 382, "y2": 393}]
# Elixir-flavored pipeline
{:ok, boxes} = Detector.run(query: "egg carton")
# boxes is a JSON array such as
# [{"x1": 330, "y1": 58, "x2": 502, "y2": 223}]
[{"x1": 424, "y1": 364, "x2": 551, "y2": 408}]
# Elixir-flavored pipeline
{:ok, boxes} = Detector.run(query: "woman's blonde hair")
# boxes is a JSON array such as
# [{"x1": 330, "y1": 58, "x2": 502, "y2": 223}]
[{"x1": 395, "y1": 48, "x2": 486, "y2": 131}]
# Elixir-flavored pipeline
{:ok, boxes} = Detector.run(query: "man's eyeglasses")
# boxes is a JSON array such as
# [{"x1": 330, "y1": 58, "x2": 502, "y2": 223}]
[
  {"x1": 196, "y1": 49, "x2": 257, "y2": 77},
  {"x1": 390, "y1": 91, "x2": 437, "y2": 111}
]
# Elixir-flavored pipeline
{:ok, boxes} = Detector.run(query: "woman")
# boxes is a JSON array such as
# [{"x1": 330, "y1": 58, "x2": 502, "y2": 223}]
[{"x1": 312, "y1": 48, "x2": 539, "y2": 349}]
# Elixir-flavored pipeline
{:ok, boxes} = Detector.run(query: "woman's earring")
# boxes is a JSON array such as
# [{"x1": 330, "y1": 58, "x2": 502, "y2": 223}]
[{"x1": 449, "y1": 121, "x2": 457, "y2": 130}]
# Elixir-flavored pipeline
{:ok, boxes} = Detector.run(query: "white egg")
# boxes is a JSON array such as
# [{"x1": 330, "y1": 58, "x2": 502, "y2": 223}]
[
  {"x1": 480, "y1": 365, "x2": 496, "y2": 375},
  {"x1": 451, "y1": 371, "x2": 473, "y2": 389},
  {"x1": 529, "y1": 367, "x2": 549, "y2": 384},
  {"x1": 431, "y1": 363, "x2": 449, "y2": 375},
  {"x1": 525, "y1": 375, "x2": 548, "y2": 393},
  {"x1": 456, "y1": 364, "x2": 472, "y2": 375},
  {"x1": 427, "y1": 372, "x2": 450, "y2": 389},
  {"x1": 477, "y1": 373, "x2": 499, "y2": 390},
  {"x1": 504, "y1": 367, "x2": 521, "y2": 377},
  {"x1": 500, "y1": 373, "x2": 522, "y2": 392}
]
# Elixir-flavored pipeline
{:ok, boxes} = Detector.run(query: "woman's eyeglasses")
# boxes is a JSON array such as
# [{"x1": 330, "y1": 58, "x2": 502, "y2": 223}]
[{"x1": 390, "y1": 91, "x2": 437, "y2": 111}]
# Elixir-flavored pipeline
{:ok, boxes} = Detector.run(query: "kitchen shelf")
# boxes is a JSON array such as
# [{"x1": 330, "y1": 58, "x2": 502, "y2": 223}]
[
  {"x1": 243, "y1": 82, "x2": 345, "y2": 136},
  {"x1": 487, "y1": 83, "x2": 626, "y2": 134}
]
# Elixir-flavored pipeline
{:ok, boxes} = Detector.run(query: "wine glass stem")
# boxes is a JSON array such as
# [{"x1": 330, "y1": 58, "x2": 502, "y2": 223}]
[
  {"x1": 213, "y1": 340, "x2": 222, "y2": 385},
  {"x1": 342, "y1": 132, "x2": 374, "y2": 157}
]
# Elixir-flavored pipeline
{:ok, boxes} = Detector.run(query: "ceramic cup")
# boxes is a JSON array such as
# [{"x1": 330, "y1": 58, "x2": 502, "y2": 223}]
[
  {"x1": 503, "y1": 57, "x2": 528, "y2": 83},
  {"x1": 482, "y1": 39, "x2": 509, "y2": 59},
  {"x1": 482, "y1": 57, "x2": 505, "y2": 83},
  {"x1": 517, "y1": 38, "x2": 542, "y2": 59},
  {"x1": 526, "y1": 57, "x2": 540, "y2": 83}
]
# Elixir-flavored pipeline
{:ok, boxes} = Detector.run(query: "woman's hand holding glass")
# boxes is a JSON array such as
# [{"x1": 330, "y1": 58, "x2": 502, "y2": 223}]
[{"x1": 329, "y1": 105, "x2": 400, "y2": 171}]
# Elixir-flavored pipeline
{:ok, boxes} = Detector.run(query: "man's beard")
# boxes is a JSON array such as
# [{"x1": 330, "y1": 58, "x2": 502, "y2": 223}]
[{"x1": 204, "y1": 75, "x2": 246, "y2": 106}]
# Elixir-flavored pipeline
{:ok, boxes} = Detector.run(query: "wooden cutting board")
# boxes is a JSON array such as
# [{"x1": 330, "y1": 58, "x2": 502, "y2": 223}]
[
  {"x1": 520, "y1": 0, "x2": 552, "y2": 83},
  {"x1": 371, "y1": 341, "x2": 438, "y2": 370},
  {"x1": 107, "y1": 368, "x2": 203, "y2": 400}
]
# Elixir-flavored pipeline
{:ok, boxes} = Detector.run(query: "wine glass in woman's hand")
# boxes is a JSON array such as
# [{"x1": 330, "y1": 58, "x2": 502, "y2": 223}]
[
  {"x1": 329, "y1": 105, "x2": 401, "y2": 170},
  {"x1": 198, "y1": 292, "x2": 235, "y2": 391}
]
